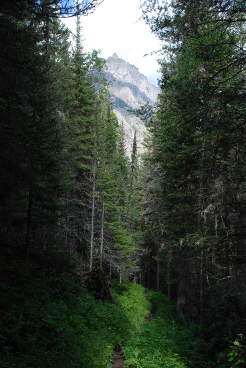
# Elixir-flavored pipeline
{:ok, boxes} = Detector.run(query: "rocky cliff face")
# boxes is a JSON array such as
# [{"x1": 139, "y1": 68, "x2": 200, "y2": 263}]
[{"x1": 105, "y1": 53, "x2": 159, "y2": 156}]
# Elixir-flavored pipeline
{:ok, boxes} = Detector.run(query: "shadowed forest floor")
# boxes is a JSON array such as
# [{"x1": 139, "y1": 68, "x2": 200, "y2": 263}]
[{"x1": 0, "y1": 257, "x2": 207, "y2": 368}]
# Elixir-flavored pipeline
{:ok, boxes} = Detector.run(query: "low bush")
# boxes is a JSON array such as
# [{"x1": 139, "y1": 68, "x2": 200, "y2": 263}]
[
  {"x1": 0, "y1": 262, "x2": 149, "y2": 368},
  {"x1": 0, "y1": 255, "x2": 207, "y2": 368}
]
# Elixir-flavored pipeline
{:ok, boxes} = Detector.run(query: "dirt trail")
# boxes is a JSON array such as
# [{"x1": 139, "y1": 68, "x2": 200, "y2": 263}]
[
  {"x1": 112, "y1": 294, "x2": 152, "y2": 367},
  {"x1": 112, "y1": 350, "x2": 127, "y2": 368}
]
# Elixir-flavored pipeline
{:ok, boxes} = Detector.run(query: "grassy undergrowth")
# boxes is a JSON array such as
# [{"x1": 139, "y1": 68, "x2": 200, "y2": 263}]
[
  {"x1": 0, "y1": 256, "x2": 150, "y2": 368},
  {"x1": 123, "y1": 290, "x2": 208, "y2": 368},
  {"x1": 1, "y1": 256, "x2": 207, "y2": 368}
]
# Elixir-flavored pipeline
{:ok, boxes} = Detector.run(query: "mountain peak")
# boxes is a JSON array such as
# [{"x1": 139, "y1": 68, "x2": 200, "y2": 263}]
[
  {"x1": 105, "y1": 54, "x2": 159, "y2": 157},
  {"x1": 106, "y1": 54, "x2": 159, "y2": 101},
  {"x1": 111, "y1": 52, "x2": 119, "y2": 59}
]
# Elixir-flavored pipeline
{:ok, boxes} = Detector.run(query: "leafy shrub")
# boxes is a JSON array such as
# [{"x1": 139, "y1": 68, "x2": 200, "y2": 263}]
[
  {"x1": 1, "y1": 268, "x2": 149, "y2": 368},
  {"x1": 1, "y1": 258, "x2": 206, "y2": 368},
  {"x1": 226, "y1": 335, "x2": 246, "y2": 368}
]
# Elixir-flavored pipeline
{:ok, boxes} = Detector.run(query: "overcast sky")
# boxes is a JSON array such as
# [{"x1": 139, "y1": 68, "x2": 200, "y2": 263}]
[{"x1": 63, "y1": 0, "x2": 161, "y2": 85}]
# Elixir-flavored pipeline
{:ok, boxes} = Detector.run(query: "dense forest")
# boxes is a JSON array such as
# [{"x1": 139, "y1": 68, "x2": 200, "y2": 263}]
[
  {"x1": 140, "y1": 0, "x2": 246, "y2": 364},
  {"x1": 0, "y1": 1, "x2": 245, "y2": 367}
]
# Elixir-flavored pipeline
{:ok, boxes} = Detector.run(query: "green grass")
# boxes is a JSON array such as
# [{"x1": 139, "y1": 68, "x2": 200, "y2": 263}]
[
  {"x1": 0, "y1": 257, "x2": 206, "y2": 368},
  {"x1": 123, "y1": 290, "x2": 207, "y2": 368},
  {"x1": 0, "y1": 261, "x2": 150, "y2": 368}
]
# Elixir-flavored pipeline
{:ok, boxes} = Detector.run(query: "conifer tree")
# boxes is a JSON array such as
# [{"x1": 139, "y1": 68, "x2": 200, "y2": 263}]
[
  {"x1": 0, "y1": 1, "x2": 64, "y2": 255},
  {"x1": 141, "y1": 0, "x2": 246, "y2": 357}
]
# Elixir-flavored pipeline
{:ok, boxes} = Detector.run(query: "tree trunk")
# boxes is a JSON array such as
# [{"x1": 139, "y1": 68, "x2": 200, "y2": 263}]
[
  {"x1": 167, "y1": 248, "x2": 172, "y2": 298},
  {"x1": 89, "y1": 163, "x2": 96, "y2": 271},
  {"x1": 99, "y1": 201, "x2": 105, "y2": 269},
  {"x1": 25, "y1": 186, "x2": 33, "y2": 265},
  {"x1": 109, "y1": 261, "x2": 112, "y2": 280},
  {"x1": 156, "y1": 260, "x2": 160, "y2": 290},
  {"x1": 119, "y1": 266, "x2": 122, "y2": 284},
  {"x1": 199, "y1": 248, "x2": 204, "y2": 325}
]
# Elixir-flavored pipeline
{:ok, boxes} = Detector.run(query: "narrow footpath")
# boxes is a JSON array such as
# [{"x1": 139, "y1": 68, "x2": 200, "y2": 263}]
[
  {"x1": 115, "y1": 290, "x2": 204, "y2": 368},
  {"x1": 112, "y1": 291, "x2": 154, "y2": 368},
  {"x1": 112, "y1": 349, "x2": 126, "y2": 368}
]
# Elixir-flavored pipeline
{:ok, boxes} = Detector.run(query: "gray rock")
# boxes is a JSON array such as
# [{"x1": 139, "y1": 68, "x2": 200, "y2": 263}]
[{"x1": 105, "y1": 54, "x2": 159, "y2": 156}]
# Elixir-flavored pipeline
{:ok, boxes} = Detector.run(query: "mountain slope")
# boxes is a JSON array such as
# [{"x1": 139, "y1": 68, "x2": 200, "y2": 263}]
[{"x1": 105, "y1": 53, "x2": 159, "y2": 156}]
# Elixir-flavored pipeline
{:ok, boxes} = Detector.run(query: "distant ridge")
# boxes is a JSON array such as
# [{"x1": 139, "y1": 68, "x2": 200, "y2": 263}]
[{"x1": 105, "y1": 54, "x2": 159, "y2": 156}]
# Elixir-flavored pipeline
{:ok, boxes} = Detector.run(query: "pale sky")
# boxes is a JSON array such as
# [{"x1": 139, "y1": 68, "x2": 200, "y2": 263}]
[{"x1": 63, "y1": 0, "x2": 161, "y2": 85}]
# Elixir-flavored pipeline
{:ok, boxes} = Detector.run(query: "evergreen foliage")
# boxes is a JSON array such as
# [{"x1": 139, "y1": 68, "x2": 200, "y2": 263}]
[
  {"x1": 0, "y1": 248, "x2": 205, "y2": 368},
  {"x1": 0, "y1": 0, "x2": 141, "y2": 280},
  {"x1": 141, "y1": 0, "x2": 246, "y2": 364},
  {"x1": 1, "y1": 1, "x2": 245, "y2": 366},
  {"x1": 0, "y1": 1, "x2": 64, "y2": 253}
]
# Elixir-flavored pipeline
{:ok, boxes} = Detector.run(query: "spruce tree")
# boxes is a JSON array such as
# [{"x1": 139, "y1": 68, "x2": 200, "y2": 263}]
[
  {"x1": 141, "y1": 0, "x2": 246, "y2": 358},
  {"x1": 0, "y1": 1, "x2": 64, "y2": 255}
]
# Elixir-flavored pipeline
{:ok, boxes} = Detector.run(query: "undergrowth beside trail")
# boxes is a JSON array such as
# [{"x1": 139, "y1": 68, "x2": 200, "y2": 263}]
[
  {"x1": 0, "y1": 256, "x2": 149, "y2": 368},
  {"x1": 123, "y1": 290, "x2": 208, "y2": 368},
  {"x1": 1, "y1": 257, "x2": 207, "y2": 368}
]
